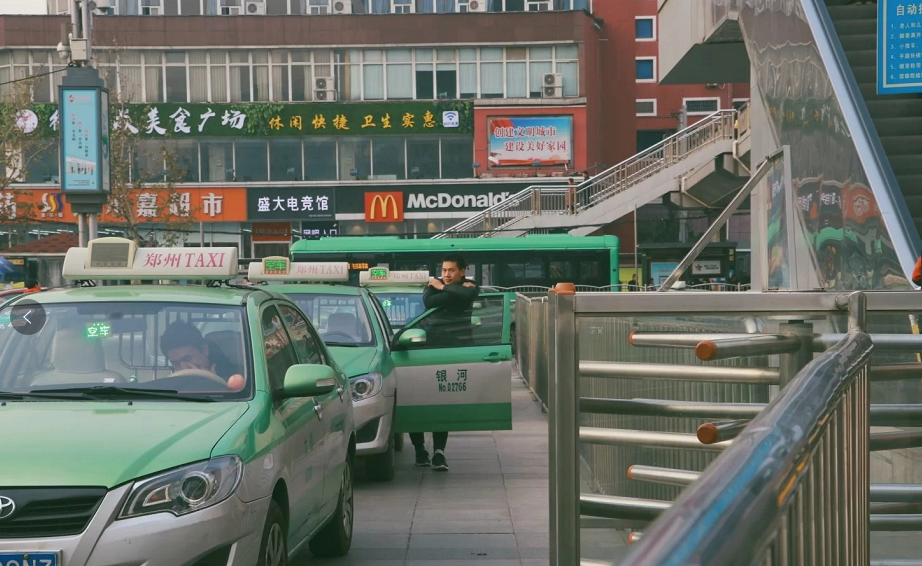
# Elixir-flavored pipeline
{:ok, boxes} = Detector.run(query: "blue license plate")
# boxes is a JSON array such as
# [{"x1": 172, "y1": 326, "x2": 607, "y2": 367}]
[{"x1": 0, "y1": 553, "x2": 58, "y2": 566}]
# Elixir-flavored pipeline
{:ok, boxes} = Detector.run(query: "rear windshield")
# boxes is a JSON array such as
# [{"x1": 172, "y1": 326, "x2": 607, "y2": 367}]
[
  {"x1": 286, "y1": 293, "x2": 376, "y2": 347},
  {"x1": 373, "y1": 292, "x2": 426, "y2": 328}
]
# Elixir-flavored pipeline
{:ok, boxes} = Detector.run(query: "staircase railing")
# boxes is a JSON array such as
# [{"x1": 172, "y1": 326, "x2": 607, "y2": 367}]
[{"x1": 433, "y1": 108, "x2": 739, "y2": 239}]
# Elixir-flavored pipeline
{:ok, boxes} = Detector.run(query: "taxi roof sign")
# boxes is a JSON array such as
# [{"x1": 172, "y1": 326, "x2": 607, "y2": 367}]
[
  {"x1": 359, "y1": 267, "x2": 429, "y2": 286},
  {"x1": 63, "y1": 237, "x2": 239, "y2": 281},
  {"x1": 247, "y1": 260, "x2": 349, "y2": 282}
]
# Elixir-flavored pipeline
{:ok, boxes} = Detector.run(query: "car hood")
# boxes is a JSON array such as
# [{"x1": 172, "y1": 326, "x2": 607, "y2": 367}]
[
  {"x1": 326, "y1": 346, "x2": 379, "y2": 378},
  {"x1": 0, "y1": 402, "x2": 250, "y2": 487}
]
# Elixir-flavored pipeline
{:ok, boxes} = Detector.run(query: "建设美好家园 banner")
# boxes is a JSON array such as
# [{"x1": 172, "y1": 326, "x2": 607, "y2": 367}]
[{"x1": 487, "y1": 115, "x2": 573, "y2": 168}]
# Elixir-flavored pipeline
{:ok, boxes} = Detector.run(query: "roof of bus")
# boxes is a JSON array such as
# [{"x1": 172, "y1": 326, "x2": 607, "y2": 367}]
[{"x1": 290, "y1": 234, "x2": 619, "y2": 254}]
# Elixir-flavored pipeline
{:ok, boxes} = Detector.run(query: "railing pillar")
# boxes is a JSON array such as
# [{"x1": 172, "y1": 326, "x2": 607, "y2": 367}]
[
  {"x1": 551, "y1": 283, "x2": 579, "y2": 566},
  {"x1": 547, "y1": 289, "x2": 558, "y2": 566},
  {"x1": 778, "y1": 321, "x2": 814, "y2": 389}
]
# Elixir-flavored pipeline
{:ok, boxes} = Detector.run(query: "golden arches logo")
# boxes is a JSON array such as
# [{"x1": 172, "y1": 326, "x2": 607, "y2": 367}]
[{"x1": 369, "y1": 194, "x2": 399, "y2": 221}]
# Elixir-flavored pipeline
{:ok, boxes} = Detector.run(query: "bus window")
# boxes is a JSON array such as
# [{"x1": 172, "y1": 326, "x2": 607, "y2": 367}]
[
  {"x1": 503, "y1": 262, "x2": 545, "y2": 283},
  {"x1": 549, "y1": 261, "x2": 575, "y2": 280}
]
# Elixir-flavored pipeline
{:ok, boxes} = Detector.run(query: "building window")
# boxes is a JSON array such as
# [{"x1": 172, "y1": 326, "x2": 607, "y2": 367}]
[
  {"x1": 635, "y1": 57, "x2": 656, "y2": 83},
  {"x1": 635, "y1": 16, "x2": 655, "y2": 41},
  {"x1": 4, "y1": 44, "x2": 579, "y2": 104},
  {"x1": 391, "y1": 0, "x2": 414, "y2": 12},
  {"x1": 732, "y1": 98, "x2": 750, "y2": 110},
  {"x1": 636, "y1": 99, "x2": 656, "y2": 117},
  {"x1": 684, "y1": 97, "x2": 720, "y2": 115}
]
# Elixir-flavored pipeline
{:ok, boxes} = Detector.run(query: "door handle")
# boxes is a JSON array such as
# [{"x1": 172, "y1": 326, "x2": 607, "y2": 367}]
[{"x1": 483, "y1": 352, "x2": 510, "y2": 362}]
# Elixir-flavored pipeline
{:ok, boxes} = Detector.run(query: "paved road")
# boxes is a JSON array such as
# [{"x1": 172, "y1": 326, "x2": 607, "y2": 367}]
[{"x1": 295, "y1": 376, "x2": 628, "y2": 566}]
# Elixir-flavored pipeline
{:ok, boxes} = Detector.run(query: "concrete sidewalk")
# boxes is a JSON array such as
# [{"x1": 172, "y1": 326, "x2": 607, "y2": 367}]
[{"x1": 297, "y1": 376, "x2": 628, "y2": 566}]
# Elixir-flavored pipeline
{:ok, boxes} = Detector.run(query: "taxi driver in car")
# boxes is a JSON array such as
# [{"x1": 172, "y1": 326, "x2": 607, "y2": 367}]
[{"x1": 160, "y1": 321, "x2": 245, "y2": 391}]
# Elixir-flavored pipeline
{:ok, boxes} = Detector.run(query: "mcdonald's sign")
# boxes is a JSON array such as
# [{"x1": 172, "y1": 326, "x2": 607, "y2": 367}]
[{"x1": 364, "y1": 191, "x2": 404, "y2": 223}]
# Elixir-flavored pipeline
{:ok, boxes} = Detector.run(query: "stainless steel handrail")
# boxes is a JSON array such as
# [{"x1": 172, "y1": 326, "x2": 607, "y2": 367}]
[
  {"x1": 538, "y1": 288, "x2": 922, "y2": 565},
  {"x1": 434, "y1": 108, "x2": 736, "y2": 239},
  {"x1": 619, "y1": 312, "x2": 873, "y2": 565}
]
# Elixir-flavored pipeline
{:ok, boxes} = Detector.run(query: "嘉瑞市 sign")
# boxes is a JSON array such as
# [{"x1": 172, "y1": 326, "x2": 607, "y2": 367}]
[{"x1": 24, "y1": 101, "x2": 473, "y2": 138}]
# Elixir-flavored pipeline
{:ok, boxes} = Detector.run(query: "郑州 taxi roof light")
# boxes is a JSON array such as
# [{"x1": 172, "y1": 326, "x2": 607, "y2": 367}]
[
  {"x1": 62, "y1": 237, "x2": 239, "y2": 281},
  {"x1": 359, "y1": 267, "x2": 429, "y2": 287},
  {"x1": 247, "y1": 256, "x2": 350, "y2": 283}
]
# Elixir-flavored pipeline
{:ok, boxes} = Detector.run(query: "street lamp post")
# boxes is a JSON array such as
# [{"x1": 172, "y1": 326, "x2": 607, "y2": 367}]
[{"x1": 59, "y1": 0, "x2": 110, "y2": 248}]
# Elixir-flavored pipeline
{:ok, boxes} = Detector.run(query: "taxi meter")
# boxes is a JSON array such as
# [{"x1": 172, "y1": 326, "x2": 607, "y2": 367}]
[
  {"x1": 358, "y1": 267, "x2": 429, "y2": 286},
  {"x1": 247, "y1": 256, "x2": 350, "y2": 283},
  {"x1": 63, "y1": 237, "x2": 239, "y2": 280}
]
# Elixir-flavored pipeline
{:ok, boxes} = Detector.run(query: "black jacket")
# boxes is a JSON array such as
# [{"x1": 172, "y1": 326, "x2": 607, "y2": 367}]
[{"x1": 422, "y1": 279, "x2": 480, "y2": 345}]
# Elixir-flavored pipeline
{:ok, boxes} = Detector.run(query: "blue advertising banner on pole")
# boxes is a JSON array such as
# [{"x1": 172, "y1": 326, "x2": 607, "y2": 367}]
[
  {"x1": 878, "y1": 0, "x2": 922, "y2": 94},
  {"x1": 60, "y1": 87, "x2": 108, "y2": 193}
]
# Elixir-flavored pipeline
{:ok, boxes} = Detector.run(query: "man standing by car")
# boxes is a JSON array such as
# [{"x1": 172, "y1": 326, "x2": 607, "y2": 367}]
[{"x1": 412, "y1": 253, "x2": 479, "y2": 472}]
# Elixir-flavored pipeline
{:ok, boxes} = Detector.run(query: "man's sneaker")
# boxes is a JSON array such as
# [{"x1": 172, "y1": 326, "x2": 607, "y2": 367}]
[
  {"x1": 432, "y1": 450, "x2": 449, "y2": 472},
  {"x1": 415, "y1": 449, "x2": 431, "y2": 467}
]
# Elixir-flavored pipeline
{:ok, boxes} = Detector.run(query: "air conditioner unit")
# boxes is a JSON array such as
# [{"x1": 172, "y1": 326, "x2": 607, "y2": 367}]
[
  {"x1": 314, "y1": 77, "x2": 331, "y2": 91},
  {"x1": 244, "y1": 1, "x2": 265, "y2": 14},
  {"x1": 93, "y1": 0, "x2": 114, "y2": 13},
  {"x1": 221, "y1": 5, "x2": 242, "y2": 14},
  {"x1": 542, "y1": 73, "x2": 563, "y2": 98},
  {"x1": 314, "y1": 89, "x2": 337, "y2": 101},
  {"x1": 141, "y1": 6, "x2": 161, "y2": 15},
  {"x1": 331, "y1": 0, "x2": 352, "y2": 13},
  {"x1": 460, "y1": 0, "x2": 486, "y2": 12},
  {"x1": 526, "y1": 0, "x2": 552, "y2": 10}
]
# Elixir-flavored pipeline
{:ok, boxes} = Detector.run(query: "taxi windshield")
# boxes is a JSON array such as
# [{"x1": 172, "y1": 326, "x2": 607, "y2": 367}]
[
  {"x1": 373, "y1": 292, "x2": 426, "y2": 329},
  {"x1": 0, "y1": 301, "x2": 250, "y2": 400},
  {"x1": 286, "y1": 294, "x2": 375, "y2": 347}
]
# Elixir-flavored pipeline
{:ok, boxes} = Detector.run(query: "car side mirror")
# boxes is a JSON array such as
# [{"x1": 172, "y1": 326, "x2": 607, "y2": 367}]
[
  {"x1": 471, "y1": 316, "x2": 482, "y2": 326},
  {"x1": 395, "y1": 328, "x2": 427, "y2": 348},
  {"x1": 282, "y1": 364, "x2": 337, "y2": 398}
]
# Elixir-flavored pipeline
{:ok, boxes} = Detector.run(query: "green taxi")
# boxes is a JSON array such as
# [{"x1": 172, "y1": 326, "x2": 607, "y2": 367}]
[
  {"x1": 0, "y1": 239, "x2": 355, "y2": 566},
  {"x1": 248, "y1": 260, "x2": 402, "y2": 482},
  {"x1": 248, "y1": 259, "x2": 516, "y2": 469}
]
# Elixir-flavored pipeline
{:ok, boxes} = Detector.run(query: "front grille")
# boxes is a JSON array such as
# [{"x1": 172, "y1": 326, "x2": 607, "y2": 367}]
[
  {"x1": 0, "y1": 488, "x2": 106, "y2": 538},
  {"x1": 357, "y1": 417, "x2": 381, "y2": 443}
]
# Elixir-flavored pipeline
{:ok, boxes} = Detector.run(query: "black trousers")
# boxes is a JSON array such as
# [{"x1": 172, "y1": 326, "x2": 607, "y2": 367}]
[{"x1": 410, "y1": 432, "x2": 448, "y2": 452}]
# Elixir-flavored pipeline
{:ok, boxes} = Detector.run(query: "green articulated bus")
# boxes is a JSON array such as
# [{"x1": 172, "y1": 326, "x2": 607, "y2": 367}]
[{"x1": 288, "y1": 234, "x2": 620, "y2": 290}]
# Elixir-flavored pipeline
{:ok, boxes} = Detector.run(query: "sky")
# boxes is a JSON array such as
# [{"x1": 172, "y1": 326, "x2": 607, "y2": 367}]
[{"x1": 0, "y1": 0, "x2": 47, "y2": 14}]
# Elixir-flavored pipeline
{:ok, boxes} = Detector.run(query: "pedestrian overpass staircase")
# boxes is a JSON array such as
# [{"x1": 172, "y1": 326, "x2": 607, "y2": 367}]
[{"x1": 433, "y1": 107, "x2": 750, "y2": 239}]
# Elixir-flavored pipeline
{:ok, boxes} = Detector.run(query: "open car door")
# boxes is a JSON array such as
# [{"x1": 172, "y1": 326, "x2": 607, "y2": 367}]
[{"x1": 390, "y1": 292, "x2": 513, "y2": 433}]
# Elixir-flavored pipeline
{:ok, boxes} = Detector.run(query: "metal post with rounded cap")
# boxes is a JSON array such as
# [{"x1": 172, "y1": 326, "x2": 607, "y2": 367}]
[{"x1": 551, "y1": 282, "x2": 578, "y2": 566}]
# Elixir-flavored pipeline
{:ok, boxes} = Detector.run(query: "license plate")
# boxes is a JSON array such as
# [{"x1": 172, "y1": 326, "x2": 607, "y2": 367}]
[{"x1": 0, "y1": 553, "x2": 58, "y2": 566}]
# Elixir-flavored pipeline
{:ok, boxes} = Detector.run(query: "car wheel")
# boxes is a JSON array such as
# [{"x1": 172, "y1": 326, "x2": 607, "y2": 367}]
[
  {"x1": 257, "y1": 500, "x2": 287, "y2": 566},
  {"x1": 394, "y1": 431, "x2": 405, "y2": 451},
  {"x1": 366, "y1": 433, "x2": 395, "y2": 482},
  {"x1": 308, "y1": 459, "x2": 354, "y2": 557}
]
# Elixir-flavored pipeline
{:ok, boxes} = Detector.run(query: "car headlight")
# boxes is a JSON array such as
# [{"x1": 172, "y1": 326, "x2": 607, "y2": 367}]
[
  {"x1": 119, "y1": 455, "x2": 242, "y2": 519},
  {"x1": 350, "y1": 372, "x2": 383, "y2": 402}
]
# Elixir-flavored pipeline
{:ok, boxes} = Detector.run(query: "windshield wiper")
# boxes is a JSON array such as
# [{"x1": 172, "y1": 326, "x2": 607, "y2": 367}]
[
  {"x1": 0, "y1": 391, "x2": 93, "y2": 401},
  {"x1": 31, "y1": 386, "x2": 217, "y2": 402}
]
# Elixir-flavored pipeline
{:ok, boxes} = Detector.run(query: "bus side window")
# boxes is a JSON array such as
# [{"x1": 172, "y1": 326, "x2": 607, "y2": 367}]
[{"x1": 549, "y1": 261, "x2": 575, "y2": 280}]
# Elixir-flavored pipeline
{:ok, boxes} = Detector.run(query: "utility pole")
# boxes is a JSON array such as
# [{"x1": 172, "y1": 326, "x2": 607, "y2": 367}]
[{"x1": 59, "y1": 0, "x2": 109, "y2": 248}]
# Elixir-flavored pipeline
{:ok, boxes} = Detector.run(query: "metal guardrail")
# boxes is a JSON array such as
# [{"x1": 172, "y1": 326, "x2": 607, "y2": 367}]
[
  {"x1": 529, "y1": 289, "x2": 922, "y2": 566},
  {"x1": 619, "y1": 294, "x2": 872, "y2": 566},
  {"x1": 434, "y1": 108, "x2": 739, "y2": 239}
]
